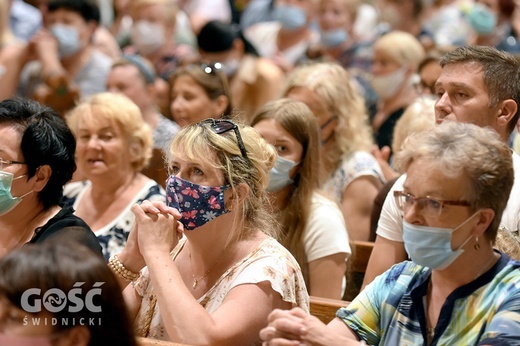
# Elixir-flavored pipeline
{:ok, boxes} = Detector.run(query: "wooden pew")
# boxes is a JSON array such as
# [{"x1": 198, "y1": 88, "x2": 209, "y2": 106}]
[
  {"x1": 136, "y1": 297, "x2": 350, "y2": 345},
  {"x1": 350, "y1": 240, "x2": 375, "y2": 274},
  {"x1": 344, "y1": 240, "x2": 375, "y2": 301},
  {"x1": 309, "y1": 296, "x2": 350, "y2": 324}
]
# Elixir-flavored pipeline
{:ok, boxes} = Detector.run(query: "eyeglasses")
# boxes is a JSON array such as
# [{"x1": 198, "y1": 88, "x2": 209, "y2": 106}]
[
  {"x1": 0, "y1": 158, "x2": 26, "y2": 170},
  {"x1": 198, "y1": 119, "x2": 249, "y2": 160},
  {"x1": 394, "y1": 190, "x2": 471, "y2": 218}
]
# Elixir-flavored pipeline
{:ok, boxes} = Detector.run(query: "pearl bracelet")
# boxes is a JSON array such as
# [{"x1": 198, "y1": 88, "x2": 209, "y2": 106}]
[{"x1": 109, "y1": 254, "x2": 140, "y2": 282}]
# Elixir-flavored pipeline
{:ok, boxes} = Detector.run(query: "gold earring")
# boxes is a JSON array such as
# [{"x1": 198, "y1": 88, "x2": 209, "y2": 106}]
[{"x1": 474, "y1": 236, "x2": 480, "y2": 250}]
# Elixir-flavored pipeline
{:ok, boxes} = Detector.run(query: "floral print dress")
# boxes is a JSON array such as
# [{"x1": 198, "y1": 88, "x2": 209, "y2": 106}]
[
  {"x1": 62, "y1": 179, "x2": 165, "y2": 260},
  {"x1": 133, "y1": 237, "x2": 310, "y2": 342}
]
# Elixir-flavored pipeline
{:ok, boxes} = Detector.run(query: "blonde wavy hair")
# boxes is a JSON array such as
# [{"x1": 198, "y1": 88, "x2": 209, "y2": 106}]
[
  {"x1": 373, "y1": 31, "x2": 425, "y2": 70},
  {"x1": 66, "y1": 92, "x2": 153, "y2": 171},
  {"x1": 168, "y1": 119, "x2": 278, "y2": 243},
  {"x1": 283, "y1": 62, "x2": 374, "y2": 169},
  {"x1": 391, "y1": 97, "x2": 436, "y2": 155}
]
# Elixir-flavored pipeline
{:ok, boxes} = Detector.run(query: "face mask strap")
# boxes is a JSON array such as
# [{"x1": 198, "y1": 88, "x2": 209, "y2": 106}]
[
  {"x1": 15, "y1": 190, "x2": 34, "y2": 199},
  {"x1": 12, "y1": 173, "x2": 27, "y2": 181},
  {"x1": 451, "y1": 209, "x2": 482, "y2": 250},
  {"x1": 452, "y1": 209, "x2": 482, "y2": 232}
]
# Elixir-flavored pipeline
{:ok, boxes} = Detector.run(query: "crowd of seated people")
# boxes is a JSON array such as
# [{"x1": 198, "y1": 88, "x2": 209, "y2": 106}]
[{"x1": 1, "y1": 0, "x2": 520, "y2": 344}]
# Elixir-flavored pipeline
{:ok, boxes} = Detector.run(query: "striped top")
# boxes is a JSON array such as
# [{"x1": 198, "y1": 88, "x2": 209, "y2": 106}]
[{"x1": 338, "y1": 252, "x2": 520, "y2": 345}]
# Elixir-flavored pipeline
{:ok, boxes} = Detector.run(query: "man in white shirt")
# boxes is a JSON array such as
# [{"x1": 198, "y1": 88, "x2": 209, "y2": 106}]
[{"x1": 363, "y1": 45, "x2": 520, "y2": 287}]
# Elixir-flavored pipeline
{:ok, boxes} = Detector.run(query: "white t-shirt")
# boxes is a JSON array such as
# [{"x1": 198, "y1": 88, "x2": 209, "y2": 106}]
[
  {"x1": 304, "y1": 193, "x2": 351, "y2": 263},
  {"x1": 376, "y1": 151, "x2": 520, "y2": 242}
]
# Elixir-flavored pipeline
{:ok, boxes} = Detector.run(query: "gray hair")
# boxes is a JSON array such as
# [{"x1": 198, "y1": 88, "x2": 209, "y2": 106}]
[{"x1": 394, "y1": 122, "x2": 514, "y2": 242}]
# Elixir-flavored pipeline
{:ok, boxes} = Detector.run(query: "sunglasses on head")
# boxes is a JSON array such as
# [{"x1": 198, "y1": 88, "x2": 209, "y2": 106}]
[{"x1": 198, "y1": 118, "x2": 249, "y2": 160}]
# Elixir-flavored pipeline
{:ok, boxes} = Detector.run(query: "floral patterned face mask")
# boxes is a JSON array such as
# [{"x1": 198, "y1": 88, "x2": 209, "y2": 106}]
[{"x1": 166, "y1": 175, "x2": 230, "y2": 230}]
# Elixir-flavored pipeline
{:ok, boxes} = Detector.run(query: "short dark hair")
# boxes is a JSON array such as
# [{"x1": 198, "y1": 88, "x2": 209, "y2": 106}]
[
  {"x1": 440, "y1": 45, "x2": 520, "y2": 134},
  {"x1": 197, "y1": 20, "x2": 259, "y2": 56},
  {"x1": 48, "y1": 0, "x2": 100, "y2": 24},
  {"x1": 0, "y1": 98, "x2": 77, "y2": 209},
  {"x1": 0, "y1": 241, "x2": 137, "y2": 346}
]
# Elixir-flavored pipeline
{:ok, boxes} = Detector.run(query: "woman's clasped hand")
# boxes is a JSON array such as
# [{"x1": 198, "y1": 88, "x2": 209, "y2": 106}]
[{"x1": 130, "y1": 200, "x2": 182, "y2": 255}]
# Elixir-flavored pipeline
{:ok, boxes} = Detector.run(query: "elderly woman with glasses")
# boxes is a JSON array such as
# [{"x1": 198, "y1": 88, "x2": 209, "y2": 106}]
[
  {"x1": 111, "y1": 118, "x2": 309, "y2": 344},
  {"x1": 169, "y1": 62, "x2": 234, "y2": 127},
  {"x1": 260, "y1": 122, "x2": 520, "y2": 345}
]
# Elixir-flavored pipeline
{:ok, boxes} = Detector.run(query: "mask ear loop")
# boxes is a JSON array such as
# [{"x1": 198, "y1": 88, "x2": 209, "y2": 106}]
[{"x1": 14, "y1": 166, "x2": 44, "y2": 199}]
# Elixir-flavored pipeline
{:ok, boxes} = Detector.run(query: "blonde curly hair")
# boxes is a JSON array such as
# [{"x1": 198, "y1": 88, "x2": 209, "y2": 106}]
[{"x1": 283, "y1": 62, "x2": 374, "y2": 169}]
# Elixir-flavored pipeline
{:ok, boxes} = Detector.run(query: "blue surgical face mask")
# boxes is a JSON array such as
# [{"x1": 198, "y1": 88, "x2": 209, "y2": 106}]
[
  {"x1": 402, "y1": 210, "x2": 481, "y2": 270},
  {"x1": 50, "y1": 24, "x2": 81, "y2": 58},
  {"x1": 267, "y1": 156, "x2": 298, "y2": 192},
  {"x1": 468, "y1": 3, "x2": 497, "y2": 35},
  {"x1": 165, "y1": 175, "x2": 230, "y2": 230},
  {"x1": 274, "y1": 5, "x2": 307, "y2": 31},
  {"x1": 0, "y1": 171, "x2": 30, "y2": 216},
  {"x1": 320, "y1": 28, "x2": 348, "y2": 48}
]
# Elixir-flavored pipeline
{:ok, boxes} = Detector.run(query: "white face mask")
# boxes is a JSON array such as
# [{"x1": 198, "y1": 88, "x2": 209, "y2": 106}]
[
  {"x1": 320, "y1": 28, "x2": 348, "y2": 48},
  {"x1": 50, "y1": 24, "x2": 82, "y2": 58},
  {"x1": 402, "y1": 210, "x2": 481, "y2": 270},
  {"x1": 371, "y1": 67, "x2": 408, "y2": 100},
  {"x1": 223, "y1": 58, "x2": 240, "y2": 77},
  {"x1": 267, "y1": 156, "x2": 298, "y2": 192},
  {"x1": 130, "y1": 20, "x2": 165, "y2": 55}
]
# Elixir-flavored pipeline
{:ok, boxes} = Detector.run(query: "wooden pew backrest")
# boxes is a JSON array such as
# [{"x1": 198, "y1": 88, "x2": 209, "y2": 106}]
[{"x1": 310, "y1": 296, "x2": 350, "y2": 324}]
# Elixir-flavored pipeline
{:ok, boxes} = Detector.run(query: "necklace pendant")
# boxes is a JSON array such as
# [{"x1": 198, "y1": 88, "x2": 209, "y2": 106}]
[{"x1": 192, "y1": 278, "x2": 198, "y2": 289}]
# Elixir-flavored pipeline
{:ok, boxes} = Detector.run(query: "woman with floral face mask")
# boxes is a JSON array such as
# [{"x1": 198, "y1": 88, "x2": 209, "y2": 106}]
[
  {"x1": 251, "y1": 98, "x2": 351, "y2": 300},
  {"x1": 261, "y1": 122, "x2": 520, "y2": 346},
  {"x1": 112, "y1": 118, "x2": 309, "y2": 344},
  {"x1": 370, "y1": 31, "x2": 425, "y2": 150}
]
